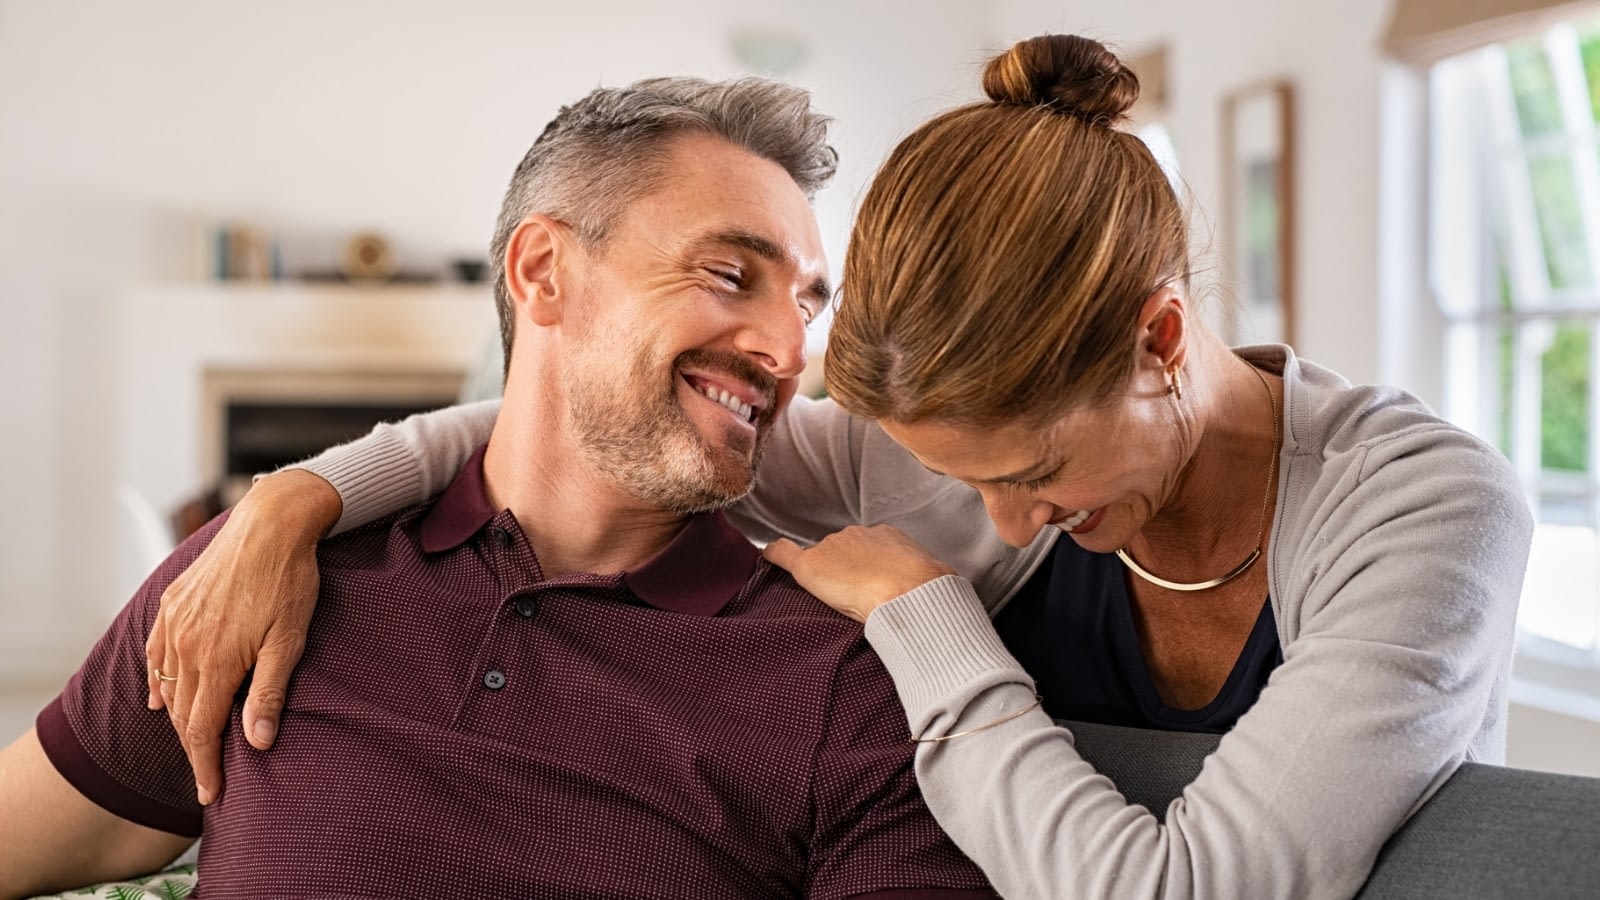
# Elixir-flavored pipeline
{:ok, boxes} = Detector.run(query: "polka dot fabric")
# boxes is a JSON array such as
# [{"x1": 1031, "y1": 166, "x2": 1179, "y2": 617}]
[{"x1": 37, "y1": 450, "x2": 995, "y2": 899}]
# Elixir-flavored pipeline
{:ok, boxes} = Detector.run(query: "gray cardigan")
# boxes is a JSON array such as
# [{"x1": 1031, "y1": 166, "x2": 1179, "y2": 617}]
[{"x1": 298, "y1": 345, "x2": 1532, "y2": 899}]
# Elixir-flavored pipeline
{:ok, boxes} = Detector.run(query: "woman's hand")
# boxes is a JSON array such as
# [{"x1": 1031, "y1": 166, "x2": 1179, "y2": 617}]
[
  {"x1": 144, "y1": 469, "x2": 340, "y2": 805},
  {"x1": 762, "y1": 525, "x2": 957, "y2": 623}
]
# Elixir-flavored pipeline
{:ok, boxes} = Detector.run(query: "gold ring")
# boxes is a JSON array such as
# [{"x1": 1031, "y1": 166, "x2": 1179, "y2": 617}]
[{"x1": 151, "y1": 667, "x2": 178, "y2": 683}]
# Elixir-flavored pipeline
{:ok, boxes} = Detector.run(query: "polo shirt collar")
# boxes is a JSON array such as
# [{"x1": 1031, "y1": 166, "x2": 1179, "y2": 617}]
[
  {"x1": 419, "y1": 445, "x2": 499, "y2": 554},
  {"x1": 419, "y1": 445, "x2": 760, "y2": 616}
]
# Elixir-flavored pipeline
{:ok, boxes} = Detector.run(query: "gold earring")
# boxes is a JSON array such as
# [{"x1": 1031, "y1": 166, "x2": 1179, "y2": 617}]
[{"x1": 1166, "y1": 366, "x2": 1183, "y2": 400}]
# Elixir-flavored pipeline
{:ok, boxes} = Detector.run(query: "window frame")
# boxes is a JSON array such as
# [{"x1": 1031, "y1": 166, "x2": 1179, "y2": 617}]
[{"x1": 1420, "y1": 18, "x2": 1600, "y2": 718}]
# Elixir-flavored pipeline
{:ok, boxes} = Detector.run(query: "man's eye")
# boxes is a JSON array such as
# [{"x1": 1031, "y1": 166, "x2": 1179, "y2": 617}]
[{"x1": 707, "y1": 268, "x2": 744, "y2": 289}]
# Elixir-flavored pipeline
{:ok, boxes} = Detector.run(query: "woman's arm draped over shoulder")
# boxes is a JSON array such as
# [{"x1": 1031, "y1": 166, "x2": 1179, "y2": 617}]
[
  {"x1": 295, "y1": 399, "x2": 500, "y2": 534},
  {"x1": 862, "y1": 431, "x2": 1532, "y2": 899},
  {"x1": 303, "y1": 393, "x2": 1052, "y2": 606},
  {"x1": 732, "y1": 395, "x2": 1053, "y2": 611}
]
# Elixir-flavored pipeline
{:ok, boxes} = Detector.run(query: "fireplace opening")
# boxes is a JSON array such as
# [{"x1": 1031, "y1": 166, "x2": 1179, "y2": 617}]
[
  {"x1": 224, "y1": 399, "x2": 450, "y2": 485},
  {"x1": 203, "y1": 367, "x2": 465, "y2": 507}
]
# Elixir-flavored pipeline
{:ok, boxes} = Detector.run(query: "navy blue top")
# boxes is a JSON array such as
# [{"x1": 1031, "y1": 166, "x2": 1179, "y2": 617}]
[{"x1": 993, "y1": 537, "x2": 1282, "y2": 734}]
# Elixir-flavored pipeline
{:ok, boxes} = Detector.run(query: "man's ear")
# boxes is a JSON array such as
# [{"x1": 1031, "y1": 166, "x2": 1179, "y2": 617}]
[
  {"x1": 1135, "y1": 284, "x2": 1188, "y2": 374},
  {"x1": 503, "y1": 214, "x2": 573, "y2": 328}
]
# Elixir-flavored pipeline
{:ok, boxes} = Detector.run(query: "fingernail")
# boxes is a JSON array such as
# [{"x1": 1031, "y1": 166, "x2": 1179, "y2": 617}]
[
  {"x1": 253, "y1": 718, "x2": 277, "y2": 746},
  {"x1": 147, "y1": 694, "x2": 159, "y2": 711},
  {"x1": 198, "y1": 784, "x2": 213, "y2": 806}
]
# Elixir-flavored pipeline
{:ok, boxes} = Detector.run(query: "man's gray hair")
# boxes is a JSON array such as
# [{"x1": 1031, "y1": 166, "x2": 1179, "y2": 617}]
[{"x1": 488, "y1": 76, "x2": 838, "y2": 365}]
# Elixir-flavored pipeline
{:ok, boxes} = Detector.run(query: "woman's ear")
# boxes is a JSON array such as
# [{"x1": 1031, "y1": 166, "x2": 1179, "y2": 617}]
[
  {"x1": 503, "y1": 214, "x2": 572, "y2": 328},
  {"x1": 1136, "y1": 284, "x2": 1188, "y2": 374}
]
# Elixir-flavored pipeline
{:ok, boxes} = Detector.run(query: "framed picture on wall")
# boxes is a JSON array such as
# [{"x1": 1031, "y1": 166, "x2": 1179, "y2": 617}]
[{"x1": 1221, "y1": 81, "x2": 1295, "y2": 347}]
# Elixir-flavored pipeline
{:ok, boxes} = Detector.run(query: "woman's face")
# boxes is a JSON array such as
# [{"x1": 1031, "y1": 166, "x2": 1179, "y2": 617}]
[{"x1": 878, "y1": 382, "x2": 1193, "y2": 551}]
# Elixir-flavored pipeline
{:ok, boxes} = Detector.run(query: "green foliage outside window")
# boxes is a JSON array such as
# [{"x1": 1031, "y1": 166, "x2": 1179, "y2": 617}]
[
  {"x1": 1581, "y1": 23, "x2": 1600, "y2": 120},
  {"x1": 1506, "y1": 33, "x2": 1593, "y2": 290},
  {"x1": 1491, "y1": 23, "x2": 1600, "y2": 474},
  {"x1": 1541, "y1": 324, "x2": 1591, "y2": 471},
  {"x1": 1507, "y1": 42, "x2": 1562, "y2": 134},
  {"x1": 1526, "y1": 154, "x2": 1593, "y2": 290},
  {"x1": 1492, "y1": 274, "x2": 1593, "y2": 474}
]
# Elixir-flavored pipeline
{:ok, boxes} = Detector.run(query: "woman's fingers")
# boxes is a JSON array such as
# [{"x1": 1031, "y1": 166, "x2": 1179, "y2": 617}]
[
  {"x1": 145, "y1": 610, "x2": 169, "y2": 711},
  {"x1": 183, "y1": 678, "x2": 231, "y2": 806},
  {"x1": 762, "y1": 526, "x2": 958, "y2": 623},
  {"x1": 158, "y1": 572, "x2": 254, "y2": 805},
  {"x1": 241, "y1": 625, "x2": 310, "y2": 751},
  {"x1": 762, "y1": 537, "x2": 804, "y2": 571},
  {"x1": 141, "y1": 470, "x2": 337, "y2": 802}
]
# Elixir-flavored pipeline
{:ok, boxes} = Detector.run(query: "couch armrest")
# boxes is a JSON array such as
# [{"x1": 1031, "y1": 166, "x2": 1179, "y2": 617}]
[{"x1": 1061, "y1": 719, "x2": 1600, "y2": 897}]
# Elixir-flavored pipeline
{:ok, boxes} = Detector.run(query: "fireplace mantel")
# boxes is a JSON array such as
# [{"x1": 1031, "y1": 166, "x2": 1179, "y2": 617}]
[{"x1": 116, "y1": 282, "x2": 497, "y2": 565}]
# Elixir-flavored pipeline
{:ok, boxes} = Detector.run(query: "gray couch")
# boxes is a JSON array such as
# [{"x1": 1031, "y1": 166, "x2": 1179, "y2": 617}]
[{"x1": 1063, "y1": 719, "x2": 1600, "y2": 898}]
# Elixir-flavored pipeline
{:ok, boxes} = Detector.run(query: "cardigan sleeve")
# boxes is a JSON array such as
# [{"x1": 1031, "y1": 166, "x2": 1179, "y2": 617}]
[
  {"x1": 291, "y1": 399, "x2": 499, "y2": 535},
  {"x1": 289, "y1": 393, "x2": 1053, "y2": 604},
  {"x1": 862, "y1": 426, "x2": 1531, "y2": 899}
]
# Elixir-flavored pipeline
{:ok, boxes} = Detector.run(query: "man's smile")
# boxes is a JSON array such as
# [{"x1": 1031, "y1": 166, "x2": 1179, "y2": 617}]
[{"x1": 680, "y1": 371, "x2": 768, "y2": 429}]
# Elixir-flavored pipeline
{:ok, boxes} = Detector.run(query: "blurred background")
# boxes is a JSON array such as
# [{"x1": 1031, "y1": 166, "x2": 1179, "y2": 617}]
[{"x1": 2, "y1": 0, "x2": 1598, "y2": 773}]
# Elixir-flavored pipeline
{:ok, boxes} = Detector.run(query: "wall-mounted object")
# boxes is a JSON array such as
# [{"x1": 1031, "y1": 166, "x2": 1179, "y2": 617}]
[{"x1": 1221, "y1": 81, "x2": 1295, "y2": 347}]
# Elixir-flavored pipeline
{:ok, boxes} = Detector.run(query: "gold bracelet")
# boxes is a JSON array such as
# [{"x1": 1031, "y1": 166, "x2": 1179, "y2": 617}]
[{"x1": 910, "y1": 695, "x2": 1043, "y2": 744}]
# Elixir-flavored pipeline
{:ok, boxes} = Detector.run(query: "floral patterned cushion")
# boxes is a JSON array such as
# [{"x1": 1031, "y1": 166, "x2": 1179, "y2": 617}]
[{"x1": 27, "y1": 863, "x2": 194, "y2": 900}]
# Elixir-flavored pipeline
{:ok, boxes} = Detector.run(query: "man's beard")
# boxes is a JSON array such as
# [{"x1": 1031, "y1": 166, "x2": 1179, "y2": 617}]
[{"x1": 565, "y1": 344, "x2": 777, "y2": 515}]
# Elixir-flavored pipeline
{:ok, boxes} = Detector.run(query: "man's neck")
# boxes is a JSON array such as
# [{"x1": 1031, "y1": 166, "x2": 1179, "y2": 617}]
[{"x1": 481, "y1": 421, "x2": 689, "y2": 579}]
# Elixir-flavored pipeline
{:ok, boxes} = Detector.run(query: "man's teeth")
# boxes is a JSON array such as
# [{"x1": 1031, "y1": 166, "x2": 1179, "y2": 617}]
[
  {"x1": 700, "y1": 384, "x2": 755, "y2": 423},
  {"x1": 1058, "y1": 509, "x2": 1092, "y2": 530}
]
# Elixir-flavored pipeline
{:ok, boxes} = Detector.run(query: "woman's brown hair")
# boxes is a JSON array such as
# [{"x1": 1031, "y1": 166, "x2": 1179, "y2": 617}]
[{"x1": 826, "y1": 34, "x2": 1189, "y2": 426}]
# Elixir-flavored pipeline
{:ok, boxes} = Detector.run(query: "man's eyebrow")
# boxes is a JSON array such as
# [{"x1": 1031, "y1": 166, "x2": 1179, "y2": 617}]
[{"x1": 697, "y1": 228, "x2": 833, "y2": 303}]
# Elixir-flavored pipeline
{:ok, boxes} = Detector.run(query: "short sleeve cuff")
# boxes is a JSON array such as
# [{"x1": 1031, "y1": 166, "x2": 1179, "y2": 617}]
[{"x1": 36, "y1": 697, "x2": 202, "y2": 838}]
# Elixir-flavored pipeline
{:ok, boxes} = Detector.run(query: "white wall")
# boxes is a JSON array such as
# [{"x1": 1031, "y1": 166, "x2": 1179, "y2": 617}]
[
  {"x1": 993, "y1": 0, "x2": 1393, "y2": 388},
  {"x1": 0, "y1": 0, "x2": 989, "y2": 686}
]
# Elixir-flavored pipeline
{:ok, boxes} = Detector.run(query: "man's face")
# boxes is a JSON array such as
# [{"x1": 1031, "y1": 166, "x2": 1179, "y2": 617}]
[{"x1": 559, "y1": 134, "x2": 830, "y2": 513}]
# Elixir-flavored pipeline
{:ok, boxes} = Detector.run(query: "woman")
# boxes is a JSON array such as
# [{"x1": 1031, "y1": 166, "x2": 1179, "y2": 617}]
[{"x1": 145, "y1": 35, "x2": 1530, "y2": 898}]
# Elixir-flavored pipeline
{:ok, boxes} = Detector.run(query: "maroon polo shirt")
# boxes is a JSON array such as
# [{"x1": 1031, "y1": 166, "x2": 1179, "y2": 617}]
[{"x1": 39, "y1": 447, "x2": 996, "y2": 899}]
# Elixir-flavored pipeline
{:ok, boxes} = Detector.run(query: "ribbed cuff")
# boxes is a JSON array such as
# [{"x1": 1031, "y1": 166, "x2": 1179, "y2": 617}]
[
  {"x1": 287, "y1": 426, "x2": 425, "y2": 536},
  {"x1": 864, "y1": 574, "x2": 1034, "y2": 726}
]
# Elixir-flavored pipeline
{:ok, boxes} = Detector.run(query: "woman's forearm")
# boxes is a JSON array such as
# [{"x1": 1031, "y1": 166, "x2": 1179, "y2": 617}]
[{"x1": 289, "y1": 399, "x2": 500, "y2": 535}]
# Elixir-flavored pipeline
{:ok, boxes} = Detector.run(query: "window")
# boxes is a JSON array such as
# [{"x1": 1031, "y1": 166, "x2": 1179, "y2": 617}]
[{"x1": 1430, "y1": 15, "x2": 1600, "y2": 684}]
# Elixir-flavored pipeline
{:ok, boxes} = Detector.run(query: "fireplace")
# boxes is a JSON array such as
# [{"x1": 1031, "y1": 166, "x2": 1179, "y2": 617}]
[
  {"x1": 203, "y1": 367, "x2": 465, "y2": 504},
  {"x1": 118, "y1": 282, "x2": 496, "y2": 568}
]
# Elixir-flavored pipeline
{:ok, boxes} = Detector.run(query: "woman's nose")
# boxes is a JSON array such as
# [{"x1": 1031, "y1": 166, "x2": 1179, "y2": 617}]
[{"x1": 979, "y1": 490, "x2": 1054, "y2": 548}]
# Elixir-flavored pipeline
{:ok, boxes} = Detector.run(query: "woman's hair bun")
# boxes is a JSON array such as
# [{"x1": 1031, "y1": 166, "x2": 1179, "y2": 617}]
[{"x1": 982, "y1": 34, "x2": 1139, "y2": 126}]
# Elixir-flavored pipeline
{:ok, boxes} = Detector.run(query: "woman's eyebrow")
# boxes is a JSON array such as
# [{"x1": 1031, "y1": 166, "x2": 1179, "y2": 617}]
[{"x1": 918, "y1": 458, "x2": 1059, "y2": 485}]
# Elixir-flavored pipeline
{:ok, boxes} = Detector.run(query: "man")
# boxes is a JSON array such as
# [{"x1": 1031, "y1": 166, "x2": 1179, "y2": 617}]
[{"x1": 0, "y1": 77, "x2": 995, "y2": 898}]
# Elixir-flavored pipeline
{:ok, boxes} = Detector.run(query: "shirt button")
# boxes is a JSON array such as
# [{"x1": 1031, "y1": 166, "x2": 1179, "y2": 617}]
[
  {"x1": 490, "y1": 527, "x2": 514, "y2": 548},
  {"x1": 513, "y1": 596, "x2": 537, "y2": 618},
  {"x1": 483, "y1": 670, "x2": 506, "y2": 690}
]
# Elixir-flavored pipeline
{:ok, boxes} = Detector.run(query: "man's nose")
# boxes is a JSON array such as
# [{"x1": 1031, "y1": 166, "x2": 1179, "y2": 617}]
[{"x1": 733, "y1": 294, "x2": 807, "y2": 380}]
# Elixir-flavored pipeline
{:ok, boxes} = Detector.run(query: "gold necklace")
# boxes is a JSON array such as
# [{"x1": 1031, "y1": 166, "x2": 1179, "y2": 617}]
[{"x1": 1115, "y1": 365, "x2": 1281, "y2": 593}]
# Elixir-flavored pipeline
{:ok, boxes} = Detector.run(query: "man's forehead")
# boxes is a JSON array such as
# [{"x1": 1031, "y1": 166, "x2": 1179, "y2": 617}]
[{"x1": 608, "y1": 135, "x2": 829, "y2": 271}]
